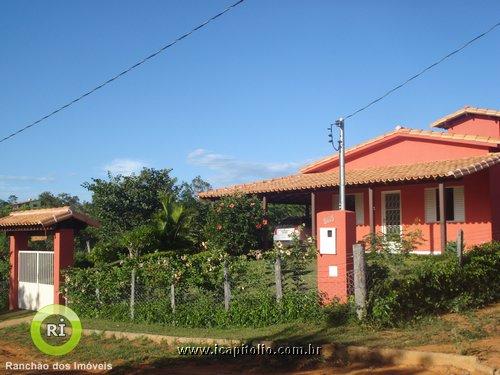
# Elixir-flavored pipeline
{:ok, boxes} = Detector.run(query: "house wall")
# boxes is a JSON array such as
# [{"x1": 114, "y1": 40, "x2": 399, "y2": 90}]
[
  {"x1": 312, "y1": 137, "x2": 491, "y2": 172},
  {"x1": 489, "y1": 164, "x2": 500, "y2": 241},
  {"x1": 445, "y1": 115, "x2": 500, "y2": 138},
  {"x1": 314, "y1": 170, "x2": 493, "y2": 251}
]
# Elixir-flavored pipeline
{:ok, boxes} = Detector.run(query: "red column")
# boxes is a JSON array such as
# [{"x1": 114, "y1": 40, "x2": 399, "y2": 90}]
[
  {"x1": 316, "y1": 210, "x2": 356, "y2": 303},
  {"x1": 53, "y1": 228, "x2": 74, "y2": 305},
  {"x1": 9, "y1": 233, "x2": 29, "y2": 310}
]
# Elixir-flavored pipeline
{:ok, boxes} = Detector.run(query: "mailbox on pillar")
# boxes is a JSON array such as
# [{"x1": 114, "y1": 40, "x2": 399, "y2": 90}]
[{"x1": 316, "y1": 210, "x2": 356, "y2": 303}]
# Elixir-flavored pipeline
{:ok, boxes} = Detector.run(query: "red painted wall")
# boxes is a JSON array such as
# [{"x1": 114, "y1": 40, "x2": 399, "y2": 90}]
[
  {"x1": 314, "y1": 170, "x2": 493, "y2": 251},
  {"x1": 316, "y1": 210, "x2": 356, "y2": 303},
  {"x1": 9, "y1": 233, "x2": 29, "y2": 310},
  {"x1": 53, "y1": 229, "x2": 74, "y2": 305},
  {"x1": 312, "y1": 137, "x2": 491, "y2": 172},
  {"x1": 446, "y1": 116, "x2": 500, "y2": 138},
  {"x1": 489, "y1": 164, "x2": 500, "y2": 241}
]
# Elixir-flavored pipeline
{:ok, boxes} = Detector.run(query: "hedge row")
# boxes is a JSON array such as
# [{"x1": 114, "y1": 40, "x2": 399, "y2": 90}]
[{"x1": 366, "y1": 242, "x2": 500, "y2": 326}]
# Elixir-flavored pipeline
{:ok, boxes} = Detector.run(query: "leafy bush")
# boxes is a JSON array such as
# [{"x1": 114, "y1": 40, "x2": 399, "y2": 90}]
[
  {"x1": 63, "y1": 253, "x2": 332, "y2": 328},
  {"x1": 366, "y1": 242, "x2": 500, "y2": 326},
  {"x1": 205, "y1": 194, "x2": 266, "y2": 256},
  {"x1": 0, "y1": 233, "x2": 9, "y2": 311},
  {"x1": 266, "y1": 230, "x2": 317, "y2": 293},
  {"x1": 364, "y1": 223, "x2": 424, "y2": 254}
]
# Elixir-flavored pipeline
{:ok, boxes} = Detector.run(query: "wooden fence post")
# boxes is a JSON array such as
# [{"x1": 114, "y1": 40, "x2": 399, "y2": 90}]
[
  {"x1": 353, "y1": 243, "x2": 367, "y2": 320},
  {"x1": 457, "y1": 229, "x2": 464, "y2": 267},
  {"x1": 170, "y1": 283, "x2": 176, "y2": 313},
  {"x1": 275, "y1": 256, "x2": 283, "y2": 302},
  {"x1": 130, "y1": 268, "x2": 136, "y2": 320},
  {"x1": 223, "y1": 261, "x2": 231, "y2": 311}
]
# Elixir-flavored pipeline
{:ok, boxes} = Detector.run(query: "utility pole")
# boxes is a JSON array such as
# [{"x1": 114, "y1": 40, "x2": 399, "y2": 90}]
[
  {"x1": 336, "y1": 118, "x2": 346, "y2": 210},
  {"x1": 329, "y1": 118, "x2": 346, "y2": 210}
]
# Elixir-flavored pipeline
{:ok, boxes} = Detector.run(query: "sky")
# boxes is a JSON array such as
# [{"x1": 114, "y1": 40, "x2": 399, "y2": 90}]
[{"x1": 1, "y1": 0, "x2": 499, "y2": 202}]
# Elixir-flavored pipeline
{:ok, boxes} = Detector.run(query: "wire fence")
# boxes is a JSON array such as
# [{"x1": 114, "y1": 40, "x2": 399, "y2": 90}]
[{"x1": 64, "y1": 257, "x2": 369, "y2": 324}]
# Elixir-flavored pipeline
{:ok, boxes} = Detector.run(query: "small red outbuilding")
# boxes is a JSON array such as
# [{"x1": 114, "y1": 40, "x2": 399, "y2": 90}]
[{"x1": 0, "y1": 206, "x2": 98, "y2": 311}]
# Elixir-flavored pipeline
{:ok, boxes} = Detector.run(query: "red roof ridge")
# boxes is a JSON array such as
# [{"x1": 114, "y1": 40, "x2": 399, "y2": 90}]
[{"x1": 431, "y1": 106, "x2": 500, "y2": 128}]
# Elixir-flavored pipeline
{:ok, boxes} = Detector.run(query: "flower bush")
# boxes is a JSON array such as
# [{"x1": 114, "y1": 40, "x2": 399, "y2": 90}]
[{"x1": 204, "y1": 194, "x2": 266, "y2": 256}]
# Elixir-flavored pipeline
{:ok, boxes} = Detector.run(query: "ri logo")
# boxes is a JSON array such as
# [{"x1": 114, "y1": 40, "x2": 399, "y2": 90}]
[
  {"x1": 46, "y1": 318, "x2": 67, "y2": 337},
  {"x1": 30, "y1": 304, "x2": 82, "y2": 356}
]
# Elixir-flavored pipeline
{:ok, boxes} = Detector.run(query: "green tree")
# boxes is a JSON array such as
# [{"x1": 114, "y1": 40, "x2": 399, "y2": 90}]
[
  {"x1": 84, "y1": 168, "x2": 178, "y2": 237},
  {"x1": 38, "y1": 191, "x2": 81, "y2": 208},
  {"x1": 0, "y1": 201, "x2": 10, "y2": 310},
  {"x1": 178, "y1": 176, "x2": 212, "y2": 251},
  {"x1": 155, "y1": 192, "x2": 193, "y2": 250},
  {"x1": 83, "y1": 168, "x2": 178, "y2": 263},
  {"x1": 205, "y1": 194, "x2": 266, "y2": 256}
]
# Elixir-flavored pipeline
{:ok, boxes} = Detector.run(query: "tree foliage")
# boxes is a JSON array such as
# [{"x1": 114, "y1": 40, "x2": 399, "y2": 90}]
[
  {"x1": 155, "y1": 192, "x2": 193, "y2": 250},
  {"x1": 83, "y1": 168, "x2": 178, "y2": 237},
  {"x1": 83, "y1": 169, "x2": 211, "y2": 263},
  {"x1": 38, "y1": 191, "x2": 81, "y2": 208},
  {"x1": 205, "y1": 194, "x2": 266, "y2": 256}
]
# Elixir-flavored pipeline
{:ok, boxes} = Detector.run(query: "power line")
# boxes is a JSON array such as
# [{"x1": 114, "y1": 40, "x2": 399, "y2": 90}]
[
  {"x1": 344, "y1": 21, "x2": 500, "y2": 120},
  {"x1": 0, "y1": 0, "x2": 246, "y2": 144}
]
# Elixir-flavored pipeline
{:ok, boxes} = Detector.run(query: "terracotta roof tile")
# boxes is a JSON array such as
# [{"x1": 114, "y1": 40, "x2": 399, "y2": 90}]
[
  {"x1": 300, "y1": 127, "x2": 500, "y2": 173},
  {"x1": 431, "y1": 106, "x2": 500, "y2": 128},
  {"x1": 199, "y1": 153, "x2": 500, "y2": 198},
  {"x1": 0, "y1": 206, "x2": 99, "y2": 229}
]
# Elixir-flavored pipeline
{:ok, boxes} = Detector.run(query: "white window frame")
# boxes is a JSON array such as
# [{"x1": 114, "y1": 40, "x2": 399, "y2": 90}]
[
  {"x1": 424, "y1": 186, "x2": 465, "y2": 223},
  {"x1": 381, "y1": 190, "x2": 402, "y2": 236},
  {"x1": 332, "y1": 193, "x2": 365, "y2": 225}
]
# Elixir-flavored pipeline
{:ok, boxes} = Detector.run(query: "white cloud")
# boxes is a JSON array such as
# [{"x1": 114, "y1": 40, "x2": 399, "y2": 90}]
[
  {"x1": 103, "y1": 158, "x2": 147, "y2": 176},
  {"x1": 187, "y1": 149, "x2": 300, "y2": 185},
  {"x1": 0, "y1": 175, "x2": 54, "y2": 182},
  {"x1": 0, "y1": 175, "x2": 56, "y2": 200}
]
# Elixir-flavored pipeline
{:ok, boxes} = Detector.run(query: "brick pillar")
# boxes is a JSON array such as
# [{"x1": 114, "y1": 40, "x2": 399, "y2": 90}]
[
  {"x1": 53, "y1": 228, "x2": 74, "y2": 305},
  {"x1": 316, "y1": 210, "x2": 356, "y2": 303},
  {"x1": 9, "y1": 233, "x2": 29, "y2": 310}
]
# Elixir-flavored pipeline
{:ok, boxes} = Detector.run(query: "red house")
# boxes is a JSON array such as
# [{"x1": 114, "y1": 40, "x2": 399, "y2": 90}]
[{"x1": 200, "y1": 106, "x2": 500, "y2": 254}]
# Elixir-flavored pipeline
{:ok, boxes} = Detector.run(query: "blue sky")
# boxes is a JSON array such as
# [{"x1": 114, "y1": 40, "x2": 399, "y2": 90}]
[{"x1": 1, "y1": 0, "x2": 499, "y2": 202}]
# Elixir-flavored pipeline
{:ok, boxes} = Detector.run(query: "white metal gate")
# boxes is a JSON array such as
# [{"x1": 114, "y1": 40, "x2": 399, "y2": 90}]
[{"x1": 18, "y1": 250, "x2": 54, "y2": 311}]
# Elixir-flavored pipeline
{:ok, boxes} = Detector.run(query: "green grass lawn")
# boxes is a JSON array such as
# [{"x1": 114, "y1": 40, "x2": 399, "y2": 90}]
[
  {"x1": 0, "y1": 304, "x2": 497, "y2": 373},
  {"x1": 0, "y1": 309, "x2": 35, "y2": 322},
  {"x1": 81, "y1": 302, "x2": 499, "y2": 351}
]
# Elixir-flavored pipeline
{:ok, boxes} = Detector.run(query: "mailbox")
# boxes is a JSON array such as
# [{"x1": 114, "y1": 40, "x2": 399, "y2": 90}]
[{"x1": 319, "y1": 227, "x2": 336, "y2": 254}]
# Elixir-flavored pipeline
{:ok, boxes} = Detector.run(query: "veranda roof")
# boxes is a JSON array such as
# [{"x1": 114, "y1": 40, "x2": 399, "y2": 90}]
[
  {"x1": 199, "y1": 153, "x2": 500, "y2": 199},
  {"x1": 0, "y1": 206, "x2": 99, "y2": 231}
]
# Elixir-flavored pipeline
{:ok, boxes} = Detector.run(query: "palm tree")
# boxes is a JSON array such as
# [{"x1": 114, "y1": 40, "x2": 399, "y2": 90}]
[{"x1": 156, "y1": 192, "x2": 192, "y2": 248}]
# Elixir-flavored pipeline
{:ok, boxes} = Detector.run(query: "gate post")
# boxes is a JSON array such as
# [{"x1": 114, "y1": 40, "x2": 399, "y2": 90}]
[
  {"x1": 9, "y1": 233, "x2": 29, "y2": 310},
  {"x1": 53, "y1": 229, "x2": 74, "y2": 305}
]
